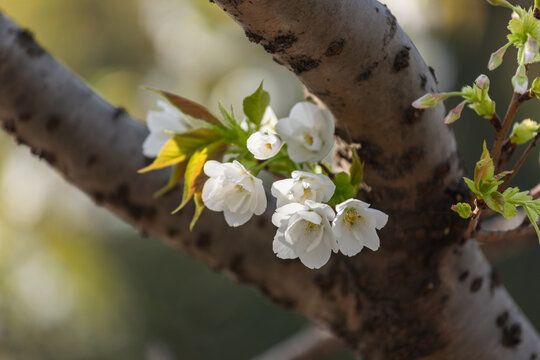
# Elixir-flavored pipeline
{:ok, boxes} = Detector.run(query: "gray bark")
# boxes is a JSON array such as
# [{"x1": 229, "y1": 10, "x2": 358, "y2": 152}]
[{"x1": 0, "y1": 1, "x2": 538, "y2": 358}]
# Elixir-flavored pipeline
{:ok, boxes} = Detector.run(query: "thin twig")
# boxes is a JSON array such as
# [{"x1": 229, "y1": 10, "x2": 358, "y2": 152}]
[
  {"x1": 492, "y1": 92, "x2": 521, "y2": 172},
  {"x1": 489, "y1": 113, "x2": 502, "y2": 131},
  {"x1": 465, "y1": 200, "x2": 482, "y2": 238},
  {"x1": 499, "y1": 133, "x2": 540, "y2": 191},
  {"x1": 250, "y1": 327, "x2": 343, "y2": 360},
  {"x1": 497, "y1": 140, "x2": 517, "y2": 170},
  {"x1": 475, "y1": 224, "x2": 538, "y2": 242}
]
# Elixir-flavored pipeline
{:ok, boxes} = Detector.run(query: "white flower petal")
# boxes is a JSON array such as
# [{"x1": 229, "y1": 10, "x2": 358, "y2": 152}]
[
  {"x1": 336, "y1": 229, "x2": 363, "y2": 256},
  {"x1": 295, "y1": 233, "x2": 332, "y2": 269},
  {"x1": 142, "y1": 131, "x2": 172, "y2": 157},
  {"x1": 272, "y1": 203, "x2": 306, "y2": 227},
  {"x1": 366, "y1": 208, "x2": 389, "y2": 230},
  {"x1": 273, "y1": 232, "x2": 298, "y2": 259},
  {"x1": 223, "y1": 209, "x2": 252, "y2": 227},
  {"x1": 289, "y1": 102, "x2": 320, "y2": 126},
  {"x1": 358, "y1": 228, "x2": 380, "y2": 251}
]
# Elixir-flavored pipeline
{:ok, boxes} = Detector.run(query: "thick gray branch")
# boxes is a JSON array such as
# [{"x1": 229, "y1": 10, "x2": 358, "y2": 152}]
[{"x1": 0, "y1": 3, "x2": 539, "y2": 359}]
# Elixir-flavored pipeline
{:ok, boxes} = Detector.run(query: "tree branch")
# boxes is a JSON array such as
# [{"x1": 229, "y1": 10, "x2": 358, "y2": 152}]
[{"x1": 1, "y1": 3, "x2": 539, "y2": 359}]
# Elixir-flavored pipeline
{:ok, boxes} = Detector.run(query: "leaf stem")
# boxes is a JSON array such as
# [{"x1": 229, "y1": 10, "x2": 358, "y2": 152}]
[
  {"x1": 465, "y1": 199, "x2": 483, "y2": 239},
  {"x1": 499, "y1": 132, "x2": 540, "y2": 191},
  {"x1": 250, "y1": 154, "x2": 286, "y2": 175}
]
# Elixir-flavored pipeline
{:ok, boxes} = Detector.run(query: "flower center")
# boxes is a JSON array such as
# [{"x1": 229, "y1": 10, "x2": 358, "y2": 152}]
[
  {"x1": 343, "y1": 207, "x2": 365, "y2": 228},
  {"x1": 265, "y1": 143, "x2": 273, "y2": 150},
  {"x1": 304, "y1": 132, "x2": 314, "y2": 145},
  {"x1": 303, "y1": 220, "x2": 321, "y2": 235}
]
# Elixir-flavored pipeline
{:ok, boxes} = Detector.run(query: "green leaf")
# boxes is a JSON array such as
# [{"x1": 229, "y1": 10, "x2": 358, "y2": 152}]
[
  {"x1": 524, "y1": 205, "x2": 540, "y2": 241},
  {"x1": 451, "y1": 202, "x2": 472, "y2": 219},
  {"x1": 350, "y1": 148, "x2": 364, "y2": 186},
  {"x1": 139, "y1": 128, "x2": 222, "y2": 173},
  {"x1": 147, "y1": 88, "x2": 220, "y2": 125},
  {"x1": 243, "y1": 82, "x2": 270, "y2": 128},
  {"x1": 510, "y1": 119, "x2": 540, "y2": 144},
  {"x1": 485, "y1": 191, "x2": 507, "y2": 216},
  {"x1": 173, "y1": 141, "x2": 226, "y2": 214},
  {"x1": 189, "y1": 192, "x2": 205, "y2": 231},
  {"x1": 474, "y1": 141, "x2": 495, "y2": 187},
  {"x1": 464, "y1": 177, "x2": 481, "y2": 197},
  {"x1": 153, "y1": 162, "x2": 187, "y2": 198},
  {"x1": 327, "y1": 172, "x2": 357, "y2": 207}
]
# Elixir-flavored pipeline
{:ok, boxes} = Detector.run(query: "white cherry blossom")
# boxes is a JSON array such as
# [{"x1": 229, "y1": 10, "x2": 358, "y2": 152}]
[
  {"x1": 142, "y1": 100, "x2": 203, "y2": 157},
  {"x1": 272, "y1": 200, "x2": 338, "y2": 269},
  {"x1": 202, "y1": 160, "x2": 266, "y2": 227},
  {"x1": 260, "y1": 106, "x2": 278, "y2": 131},
  {"x1": 247, "y1": 130, "x2": 283, "y2": 160},
  {"x1": 271, "y1": 171, "x2": 335, "y2": 208},
  {"x1": 275, "y1": 102, "x2": 335, "y2": 163},
  {"x1": 332, "y1": 199, "x2": 388, "y2": 256}
]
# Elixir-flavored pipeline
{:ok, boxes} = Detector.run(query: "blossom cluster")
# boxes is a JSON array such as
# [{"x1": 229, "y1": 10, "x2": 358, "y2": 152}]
[{"x1": 140, "y1": 85, "x2": 388, "y2": 269}]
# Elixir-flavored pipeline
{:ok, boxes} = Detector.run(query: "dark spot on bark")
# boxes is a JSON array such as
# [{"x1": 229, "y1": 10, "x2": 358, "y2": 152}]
[
  {"x1": 288, "y1": 55, "x2": 320, "y2": 75},
  {"x1": 31, "y1": 148, "x2": 56, "y2": 165},
  {"x1": 15, "y1": 136, "x2": 27, "y2": 146},
  {"x1": 18, "y1": 112, "x2": 31, "y2": 122},
  {"x1": 166, "y1": 227, "x2": 179, "y2": 238},
  {"x1": 272, "y1": 56, "x2": 284, "y2": 66},
  {"x1": 244, "y1": 30, "x2": 263, "y2": 44},
  {"x1": 531, "y1": 353, "x2": 538, "y2": 360},
  {"x1": 501, "y1": 323, "x2": 522, "y2": 347},
  {"x1": 404, "y1": 106, "x2": 423, "y2": 125},
  {"x1": 16, "y1": 29, "x2": 44, "y2": 57},
  {"x1": 389, "y1": 267, "x2": 406, "y2": 284},
  {"x1": 196, "y1": 232, "x2": 212, "y2": 249},
  {"x1": 490, "y1": 267, "x2": 502, "y2": 293},
  {"x1": 112, "y1": 107, "x2": 126, "y2": 121},
  {"x1": 383, "y1": 6, "x2": 397, "y2": 46},
  {"x1": 397, "y1": 146, "x2": 424, "y2": 174},
  {"x1": 229, "y1": 253, "x2": 245, "y2": 279},
  {"x1": 109, "y1": 183, "x2": 156, "y2": 221},
  {"x1": 440, "y1": 294, "x2": 449, "y2": 304},
  {"x1": 314, "y1": 273, "x2": 335, "y2": 293},
  {"x1": 93, "y1": 191, "x2": 106, "y2": 205},
  {"x1": 496, "y1": 311, "x2": 509, "y2": 327},
  {"x1": 2, "y1": 119, "x2": 16, "y2": 134},
  {"x1": 393, "y1": 46, "x2": 411, "y2": 72},
  {"x1": 45, "y1": 115, "x2": 60, "y2": 133},
  {"x1": 325, "y1": 38, "x2": 345, "y2": 57},
  {"x1": 356, "y1": 61, "x2": 379, "y2": 82},
  {"x1": 85, "y1": 154, "x2": 99, "y2": 167},
  {"x1": 256, "y1": 217, "x2": 267, "y2": 229},
  {"x1": 355, "y1": 138, "x2": 384, "y2": 168},
  {"x1": 470, "y1": 277, "x2": 483, "y2": 292},
  {"x1": 429, "y1": 66, "x2": 439, "y2": 84},
  {"x1": 419, "y1": 278, "x2": 438, "y2": 297},
  {"x1": 375, "y1": 7, "x2": 379, "y2": 13},
  {"x1": 420, "y1": 74, "x2": 427, "y2": 90},
  {"x1": 263, "y1": 32, "x2": 297, "y2": 53},
  {"x1": 434, "y1": 161, "x2": 451, "y2": 179},
  {"x1": 458, "y1": 270, "x2": 469, "y2": 282}
]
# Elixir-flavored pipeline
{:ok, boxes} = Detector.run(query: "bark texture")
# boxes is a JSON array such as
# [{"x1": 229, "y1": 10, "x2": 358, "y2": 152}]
[{"x1": 0, "y1": 2, "x2": 538, "y2": 359}]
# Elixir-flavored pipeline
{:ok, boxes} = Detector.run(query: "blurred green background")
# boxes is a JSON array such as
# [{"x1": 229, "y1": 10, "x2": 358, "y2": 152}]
[{"x1": 0, "y1": 0, "x2": 537, "y2": 359}]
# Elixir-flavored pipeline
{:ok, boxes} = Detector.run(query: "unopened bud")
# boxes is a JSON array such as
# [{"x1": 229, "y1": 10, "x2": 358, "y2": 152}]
[
  {"x1": 488, "y1": 44, "x2": 509, "y2": 70},
  {"x1": 524, "y1": 36, "x2": 539, "y2": 64},
  {"x1": 510, "y1": 119, "x2": 540, "y2": 144},
  {"x1": 444, "y1": 100, "x2": 467, "y2": 124},
  {"x1": 475, "y1": 74, "x2": 490, "y2": 90},
  {"x1": 512, "y1": 65, "x2": 528, "y2": 94},
  {"x1": 412, "y1": 93, "x2": 449, "y2": 109}
]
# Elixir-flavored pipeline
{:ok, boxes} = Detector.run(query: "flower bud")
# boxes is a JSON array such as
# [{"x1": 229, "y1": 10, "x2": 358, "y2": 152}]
[
  {"x1": 474, "y1": 74, "x2": 490, "y2": 90},
  {"x1": 444, "y1": 100, "x2": 467, "y2": 124},
  {"x1": 512, "y1": 65, "x2": 528, "y2": 94},
  {"x1": 524, "y1": 36, "x2": 539, "y2": 64},
  {"x1": 411, "y1": 93, "x2": 450, "y2": 109},
  {"x1": 486, "y1": 0, "x2": 515, "y2": 9},
  {"x1": 488, "y1": 44, "x2": 509, "y2": 70},
  {"x1": 510, "y1": 119, "x2": 540, "y2": 144}
]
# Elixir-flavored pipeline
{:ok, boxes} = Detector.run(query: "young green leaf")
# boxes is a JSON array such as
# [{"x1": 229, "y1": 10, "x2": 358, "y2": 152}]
[
  {"x1": 474, "y1": 142, "x2": 495, "y2": 186},
  {"x1": 190, "y1": 192, "x2": 205, "y2": 231},
  {"x1": 173, "y1": 141, "x2": 226, "y2": 214},
  {"x1": 148, "y1": 88, "x2": 220, "y2": 125},
  {"x1": 139, "y1": 128, "x2": 222, "y2": 173},
  {"x1": 153, "y1": 162, "x2": 188, "y2": 198},
  {"x1": 451, "y1": 202, "x2": 472, "y2": 219},
  {"x1": 350, "y1": 148, "x2": 364, "y2": 187},
  {"x1": 327, "y1": 172, "x2": 357, "y2": 207},
  {"x1": 243, "y1": 82, "x2": 270, "y2": 128}
]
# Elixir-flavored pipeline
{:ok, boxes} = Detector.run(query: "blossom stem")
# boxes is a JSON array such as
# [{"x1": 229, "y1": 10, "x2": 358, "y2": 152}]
[
  {"x1": 318, "y1": 162, "x2": 334, "y2": 179},
  {"x1": 250, "y1": 153, "x2": 287, "y2": 175},
  {"x1": 499, "y1": 132, "x2": 539, "y2": 191},
  {"x1": 492, "y1": 92, "x2": 522, "y2": 172}
]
